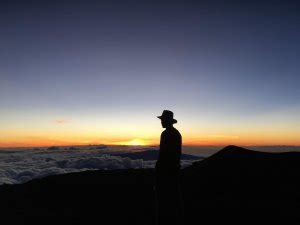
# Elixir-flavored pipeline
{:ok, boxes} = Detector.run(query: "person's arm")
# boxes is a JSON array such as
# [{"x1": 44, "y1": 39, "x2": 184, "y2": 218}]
[{"x1": 173, "y1": 133, "x2": 182, "y2": 166}]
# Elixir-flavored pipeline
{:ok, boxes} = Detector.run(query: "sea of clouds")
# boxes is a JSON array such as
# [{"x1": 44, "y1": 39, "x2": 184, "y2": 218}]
[{"x1": 0, "y1": 147, "x2": 196, "y2": 185}]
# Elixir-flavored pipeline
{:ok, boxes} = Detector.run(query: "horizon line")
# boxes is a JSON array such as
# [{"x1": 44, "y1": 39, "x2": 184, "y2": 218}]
[{"x1": 1, "y1": 143, "x2": 300, "y2": 149}]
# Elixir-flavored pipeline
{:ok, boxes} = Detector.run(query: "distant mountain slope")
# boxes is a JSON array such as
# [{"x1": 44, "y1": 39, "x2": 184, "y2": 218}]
[
  {"x1": 1, "y1": 145, "x2": 300, "y2": 224},
  {"x1": 186, "y1": 145, "x2": 300, "y2": 175},
  {"x1": 113, "y1": 149, "x2": 202, "y2": 161}
]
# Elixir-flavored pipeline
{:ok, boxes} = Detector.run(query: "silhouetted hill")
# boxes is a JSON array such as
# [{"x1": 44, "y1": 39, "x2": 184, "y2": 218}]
[
  {"x1": 1, "y1": 146, "x2": 300, "y2": 224},
  {"x1": 182, "y1": 145, "x2": 300, "y2": 224},
  {"x1": 186, "y1": 145, "x2": 300, "y2": 175}
]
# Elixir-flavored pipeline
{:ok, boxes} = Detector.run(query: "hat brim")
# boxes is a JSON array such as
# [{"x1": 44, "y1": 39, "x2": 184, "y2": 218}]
[{"x1": 157, "y1": 116, "x2": 177, "y2": 124}]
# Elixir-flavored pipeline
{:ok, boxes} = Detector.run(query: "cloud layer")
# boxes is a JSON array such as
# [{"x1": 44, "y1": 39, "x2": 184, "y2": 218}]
[{"x1": 0, "y1": 147, "x2": 195, "y2": 185}]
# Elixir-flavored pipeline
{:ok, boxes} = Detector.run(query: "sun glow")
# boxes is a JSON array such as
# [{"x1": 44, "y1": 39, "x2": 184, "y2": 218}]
[{"x1": 115, "y1": 138, "x2": 150, "y2": 146}]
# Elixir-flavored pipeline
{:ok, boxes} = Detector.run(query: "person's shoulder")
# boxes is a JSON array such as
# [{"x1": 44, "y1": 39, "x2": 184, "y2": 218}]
[{"x1": 172, "y1": 127, "x2": 182, "y2": 137}]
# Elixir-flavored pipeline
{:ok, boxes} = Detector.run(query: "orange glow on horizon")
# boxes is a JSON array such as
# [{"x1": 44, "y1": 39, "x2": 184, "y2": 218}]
[
  {"x1": 1, "y1": 135, "x2": 300, "y2": 148},
  {"x1": 1, "y1": 127, "x2": 300, "y2": 148}
]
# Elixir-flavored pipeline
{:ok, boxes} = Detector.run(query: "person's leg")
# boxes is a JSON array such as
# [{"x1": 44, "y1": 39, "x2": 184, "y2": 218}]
[{"x1": 155, "y1": 173, "x2": 168, "y2": 225}]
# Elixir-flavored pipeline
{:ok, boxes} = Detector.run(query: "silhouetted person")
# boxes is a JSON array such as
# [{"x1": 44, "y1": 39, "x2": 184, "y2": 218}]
[{"x1": 155, "y1": 110, "x2": 182, "y2": 225}]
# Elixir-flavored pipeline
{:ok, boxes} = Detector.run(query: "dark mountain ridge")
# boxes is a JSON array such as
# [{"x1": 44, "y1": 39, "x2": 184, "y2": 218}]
[
  {"x1": 1, "y1": 145, "x2": 299, "y2": 224},
  {"x1": 187, "y1": 145, "x2": 300, "y2": 175}
]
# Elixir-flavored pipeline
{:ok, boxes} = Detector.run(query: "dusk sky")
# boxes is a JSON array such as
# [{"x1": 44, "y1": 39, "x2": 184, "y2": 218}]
[{"x1": 1, "y1": 0, "x2": 300, "y2": 147}]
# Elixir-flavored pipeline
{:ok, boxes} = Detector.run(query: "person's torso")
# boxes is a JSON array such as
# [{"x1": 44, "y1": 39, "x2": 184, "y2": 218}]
[{"x1": 158, "y1": 127, "x2": 182, "y2": 168}]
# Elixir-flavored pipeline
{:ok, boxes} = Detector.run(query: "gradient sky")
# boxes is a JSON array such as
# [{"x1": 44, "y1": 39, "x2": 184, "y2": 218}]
[{"x1": 1, "y1": 0, "x2": 300, "y2": 147}]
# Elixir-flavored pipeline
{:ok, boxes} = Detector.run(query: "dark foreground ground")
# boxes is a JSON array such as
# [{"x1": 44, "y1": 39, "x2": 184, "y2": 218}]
[{"x1": 1, "y1": 146, "x2": 300, "y2": 224}]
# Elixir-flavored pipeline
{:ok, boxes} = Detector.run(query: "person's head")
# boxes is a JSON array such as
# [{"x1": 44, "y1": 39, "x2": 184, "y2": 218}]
[
  {"x1": 160, "y1": 119, "x2": 173, "y2": 128},
  {"x1": 157, "y1": 110, "x2": 177, "y2": 129}
]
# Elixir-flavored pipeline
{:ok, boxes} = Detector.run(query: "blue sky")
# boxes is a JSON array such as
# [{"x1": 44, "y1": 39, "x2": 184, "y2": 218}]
[{"x1": 0, "y1": 0, "x2": 300, "y2": 147}]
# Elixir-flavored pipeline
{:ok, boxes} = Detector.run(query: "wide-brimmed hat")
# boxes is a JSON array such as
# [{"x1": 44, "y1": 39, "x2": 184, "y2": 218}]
[{"x1": 157, "y1": 110, "x2": 177, "y2": 124}]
